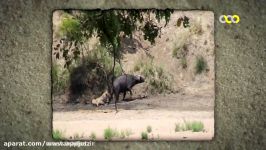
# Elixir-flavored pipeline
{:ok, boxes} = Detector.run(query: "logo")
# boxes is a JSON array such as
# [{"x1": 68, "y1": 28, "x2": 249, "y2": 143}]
[{"x1": 219, "y1": 15, "x2": 240, "y2": 24}]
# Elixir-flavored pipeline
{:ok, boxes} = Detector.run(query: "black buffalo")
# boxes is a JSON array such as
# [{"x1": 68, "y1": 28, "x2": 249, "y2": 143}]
[{"x1": 110, "y1": 74, "x2": 145, "y2": 112}]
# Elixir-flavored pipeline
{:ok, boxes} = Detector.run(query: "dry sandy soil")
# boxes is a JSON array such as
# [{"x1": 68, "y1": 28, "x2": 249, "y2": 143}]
[{"x1": 53, "y1": 88, "x2": 214, "y2": 141}]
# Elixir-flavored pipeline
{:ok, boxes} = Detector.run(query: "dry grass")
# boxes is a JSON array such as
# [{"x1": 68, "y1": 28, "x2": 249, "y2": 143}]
[{"x1": 195, "y1": 56, "x2": 207, "y2": 74}]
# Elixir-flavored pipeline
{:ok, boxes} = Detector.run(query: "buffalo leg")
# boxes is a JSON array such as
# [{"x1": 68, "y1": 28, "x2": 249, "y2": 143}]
[
  {"x1": 122, "y1": 92, "x2": 126, "y2": 101},
  {"x1": 129, "y1": 90, "x2": 133, "y2": 99},
  {"x1": 107, "y1": 93, "x2": 112, "y2": 105},
  {"x1": 115, "y1": 93, "x2": 119, "y2": 112}
]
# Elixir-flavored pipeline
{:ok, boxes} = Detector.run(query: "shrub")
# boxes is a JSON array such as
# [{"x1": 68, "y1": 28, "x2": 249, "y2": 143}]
[
  {"x1": 156, "y1": 67, "x2": 163, "y2": 78},
  {"x1": 190, "y1": 121, "x2": 204, "y2": 132},
  {"x1": 185, "y1": 121, "x2": 193, "y2": 130},
  {"x1": 89, "y1": 132, "x2": 96, "y2": 140},
  {"x1": 68, "y1": 45, "x2": 123, "y2": 102},
  {"x1": 59, "y1": 14, "x2": 82, "y2": 41},
  {"x1": 175, "y1": 121, "x2": 204, "y2": 132},
  {"x1": 135, "y1": 60, "x2": 173, "y2": 94},
  {"x1": 120, "y1": 131, "x2": 126, "y2": 139},
  {"x1": 119, "y1": 129, "x2": 133, "y2": 139},
  {"x1": 146, "y1": 126, "x2": 152, "y2": 133},
  {"x1": 141, "y1": 61, "x2": 155, "y2": 77},
  {"x1": 195, "y1": 56, "x2": 207, "y2": 74},
  {"x1": 86, "y1": 45, "x2": 123, "y2": 77},
  {"x1": 172, "y1": 44, "x2": 189, "y2": 69},
  {"x1": 172, "y1": 47, "x2": 180, "y2": 58},
  {"x1": 52, "y1": 130, "x2": 64, "y2": 140},
  {"x1": 175, "y1": 123, "x2": 185, "y2": 132},
  {"x1": 181, "y1": 57, "x2": 187, "y2": 69},
  {"x1": 134, "y1": 62, "x2": 142, "y2": 72},
  {"x1": 52, "y1": 64, "x2": 69, "y2": 94},
  {"x1": 124, "y1": 129, "x2": 133, "y2": 137},
  {"x1": 149, "y1": 77, "x2": 172, "y2": 94},
  {"x1": 104, "y1": 127, "x2": 119, "y2": 141},
  {"x1": 141, "y1": 132, "x2": 148, "y2": 140},
  {"x1": 172, "y1": 44, "x2": 188, "y2": 58}
]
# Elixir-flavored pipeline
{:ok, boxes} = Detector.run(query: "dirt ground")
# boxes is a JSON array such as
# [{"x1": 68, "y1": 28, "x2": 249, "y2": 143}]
[{"x1": 53, "y1": 89, "x2": 214, "y2": 141}]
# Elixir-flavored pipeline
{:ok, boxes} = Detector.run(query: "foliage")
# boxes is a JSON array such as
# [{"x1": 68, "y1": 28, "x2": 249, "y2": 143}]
[
  {"x1": 176, "y1": 16, "x2": 190, "y2": 28},
  {"x1": 68, "y1": 45, "x2": 123, "y2": 102},
  {"x1": 52, "y1": 64, "x2": 69, "y2": 94},
  {"x1": 52, "y1": 130, "x2": 64, "y2": 140},
  {"x1": 125, "y1": 129, "x2": 133, "y2": 137},
  {"x1": 119, "y1": 129, "x2": 133, "y2": 139},
  {"x1": 54, "y1": 10, "x2": 175, "y2": 101},
  {"x1": 173, "y1": 44, "x2": 187, "y2": 58},
  {"x1": 181, "y1": 57, "x2": 187, "y2": 69},
  {"x1": 141, "y1": 132, "x2": 148, "y2": 140},
  {"x1": 172, "y1": 44, "x2": 188, "y2": 69},
  {"x1": 86, "y1": 45, "x2": 122, "y2": 77},
  {"x1": 185, "y1": 121, "x2": 204, "y2": 132},
  {"x1": 89, "y1": 132, "x2": 96, "y2": 140},
  {"x1": 183, "y1": 16, "x2": 190, "y2": 28},
  {"x1": 54, "y1": 10, "x2": 173, "y2": 69},
  {"x1": 59, "y1": 14, "x2": 82, "y2": 41},
  {"x1": 104, "y1": 127, "x2": 119, "y2": 141},
  {"x1": 175, "y1": 123, "x2": 183, "y2": 132},
  {"x1": 172, "y1": 46, "x2": 179, "y2": 58},
  {"x1": 54, "y1": 10, "x2": 174, "y2": 101},
  {"x1": 119, "y1": 131, "x2": 126, "y2": 139},
  {"x1": 195, "y1": 56, "x2": 207, "y2": 74},
  {"x1": 134, "y1": 59, "x2": 173, "y2": 94},
  {"x1": 143, "y1": 21, "x2": 160, "y2": 44},
  {"x1": 146, "y1": 126, "x2": 152, "y2": 133},
  {"x1": 175, "y1": 121, "x2": 204, "y2": 132},
  {"x1": 104, "y1": 127, "x2": 133, "y2": 140},
  {"x1": 172, "y1": 44, "x2": 188, "y2": 59}
]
